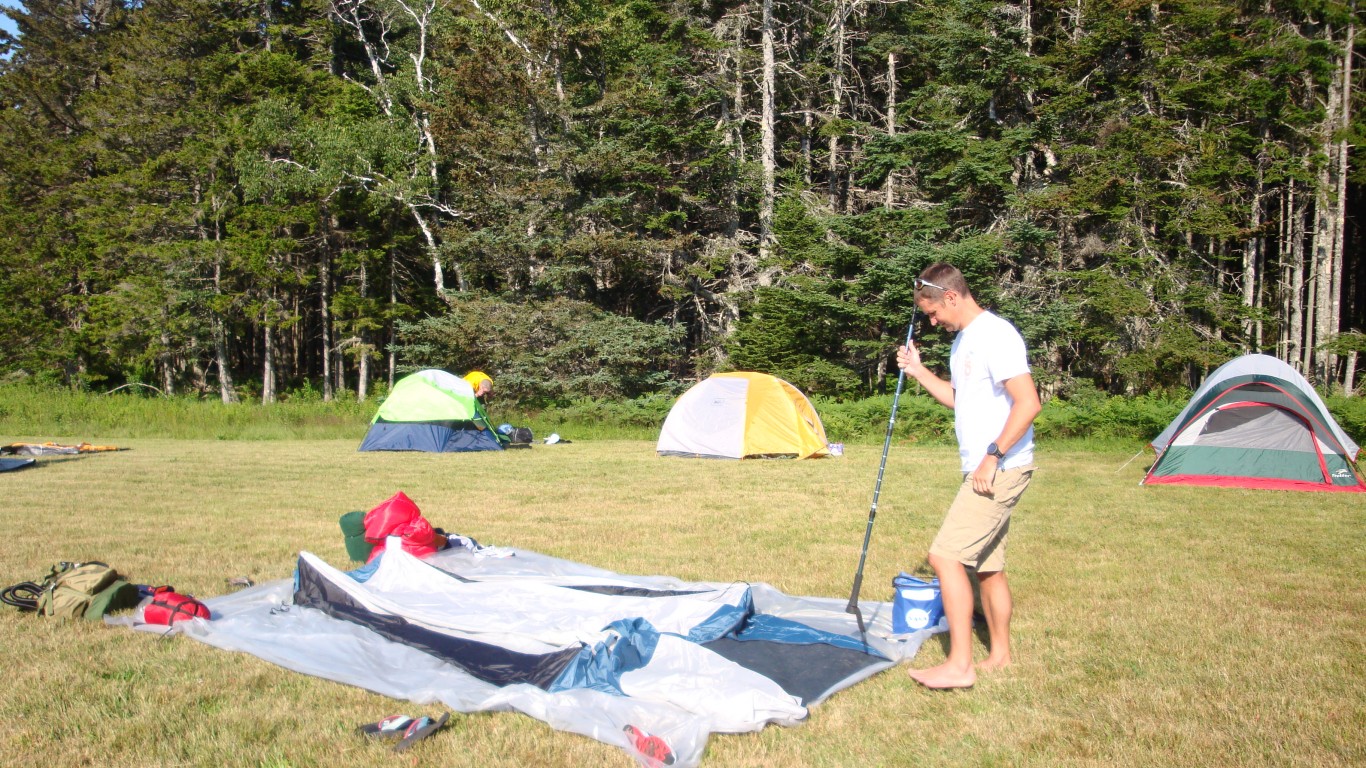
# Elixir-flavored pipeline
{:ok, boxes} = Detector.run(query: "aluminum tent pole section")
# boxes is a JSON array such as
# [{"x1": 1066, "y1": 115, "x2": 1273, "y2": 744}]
[{"x1": 846, "y1": 310, "x2": 918, "y2": 634}]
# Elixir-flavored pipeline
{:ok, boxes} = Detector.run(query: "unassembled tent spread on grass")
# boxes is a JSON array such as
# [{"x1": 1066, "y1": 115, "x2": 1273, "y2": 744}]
[
  {"x1": 0, "y1": 442, "x2": 128, "y2": 472},
  {"x1": 1144, "y1": 354, "x2": 1365, "y2": 492},
  {"x1": 149, "y1": 537, "x2": 931, "y2": 768}
]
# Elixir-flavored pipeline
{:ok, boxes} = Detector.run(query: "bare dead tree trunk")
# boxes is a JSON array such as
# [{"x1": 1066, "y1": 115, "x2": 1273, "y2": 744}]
[
  {"x1": 734, "y1": 46, "x2": 746, "y2": 172},
  {"x1": 759, "y1": 0, "x2": 777, "y2": 268},
  {"x1": 1305, "y1": 206, "x2": 1321, "y2": 375},
  {"x1": 1278, "y1": 187, "x2": 1294, "y2": 364},
  {"x1": 1330, "y1": 10, "x2": 1355, "y2": 389},
  {"x1": 716, "y1": 13, "x2": 745, "y2": 239},
  {"x1": 1312, "y1": 84, "x2": 1337, "y2": 384},
  {"x1": 1243, "y1": 149, "x2": 1265, "y2": 350},
  {"x1": 290, "y1": 290, "x2": 302, "y2": 384},
  {"x1": 884, "y1": 51, "x2": 896, "y2": 208},
  {"x1": 358, "y1": 353, "x2": 370, "y2": 401},
  {"x1": 803, "y1": 92, "x2": 814, "y2": 187},
  {"x1": 827, "y1": 0, "x2": 848, "y2": 210},
  {"x1": 357, "y1": 262, "x2": 370, "y2": 402},
  {"x1": 212, "y1": 256, "x2": 237, "y2": 403},
  {"x1": 388, "y1": 250, "x2": 397, "y2": 389},
  {"x1": 262, "y1": 313, "x2": 276, "y2": 405},
  {"x1": 259, "y1": 0, "x2": 273, "y2": 51},
  {"x1": 196, "y1": 181, "x2": 237, "y2": 404},
  {"x1": 319, "y1": 214, "x2": 335, "y2": 402},
  {"x1": 160, "y1": 326, "x2": 175, "y2": 396},
  {"x1": 1289, "y1": 182, "x2": 1309, "y2": 373}
]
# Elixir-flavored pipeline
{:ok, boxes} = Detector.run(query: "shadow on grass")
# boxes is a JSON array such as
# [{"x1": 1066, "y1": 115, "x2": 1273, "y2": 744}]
[{"x1": 931, "y1": 613, "x2": 992, "y2": 656}]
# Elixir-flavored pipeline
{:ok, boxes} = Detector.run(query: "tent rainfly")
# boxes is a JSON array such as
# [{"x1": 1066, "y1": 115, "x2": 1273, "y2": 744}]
[
  {"x1": 359, "y1": 369, "x2": 503, "y2": 452},
  {"x1": 1143, "y1": 354, "x2": 1365, "y2": 492},
  {"x1": 656, "y1": 372, "x2": 829, "y2": 459}
]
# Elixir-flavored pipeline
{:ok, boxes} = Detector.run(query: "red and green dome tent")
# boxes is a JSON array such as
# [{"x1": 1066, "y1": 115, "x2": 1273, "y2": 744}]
[{"x1": 1144, "y1": 354, "x2": 1364, "y2": 492}]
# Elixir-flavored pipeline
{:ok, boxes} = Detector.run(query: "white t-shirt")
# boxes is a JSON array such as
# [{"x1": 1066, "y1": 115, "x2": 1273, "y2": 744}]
[{"x1": 949, "y1": 311, "x2": 1035, "y2": 473}]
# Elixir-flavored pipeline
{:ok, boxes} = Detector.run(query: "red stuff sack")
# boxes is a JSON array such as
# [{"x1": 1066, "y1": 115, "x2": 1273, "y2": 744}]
[
  {"x1": 143, "y1": 588, "x2": 211, "y2": 625},
  {"x1": 362, "y1": 491, "x2": 439, "y2": 562}
]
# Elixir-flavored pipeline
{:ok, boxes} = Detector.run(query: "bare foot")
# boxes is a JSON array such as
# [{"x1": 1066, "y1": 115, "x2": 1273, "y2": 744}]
[
  {"x1": 977, "y1": 654, "x2": 1011, "y2": 672},
  {"x1": 908, "y1": 662, "x2": 976, "y2": 690}
]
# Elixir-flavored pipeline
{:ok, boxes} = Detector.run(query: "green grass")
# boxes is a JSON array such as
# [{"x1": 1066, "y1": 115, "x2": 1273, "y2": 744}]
[
  {"x1": 0, "y1": 384, "x2": 665, "y2": 441},
  {"x1": 4, "y1": 381, "x2": 1362, "y2": 448},
  {"x1": 0, "y1": 437, "x2": 1361, "y2": 768}
]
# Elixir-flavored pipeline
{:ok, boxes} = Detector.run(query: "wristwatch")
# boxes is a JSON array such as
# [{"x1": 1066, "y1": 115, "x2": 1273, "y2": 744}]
[{"x1": 986, "y1": 442, "x2": 1005, "y2": 460}]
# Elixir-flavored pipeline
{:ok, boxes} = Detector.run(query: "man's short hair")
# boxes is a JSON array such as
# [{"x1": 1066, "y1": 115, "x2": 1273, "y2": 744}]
[{"x1": 916, "y1": 263, "x2": 971, "y2": 300}]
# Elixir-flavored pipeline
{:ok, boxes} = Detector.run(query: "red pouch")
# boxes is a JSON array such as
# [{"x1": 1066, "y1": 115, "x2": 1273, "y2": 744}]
[{"x1": 143, "y1": 587, "x2": 211, "y2": 625}]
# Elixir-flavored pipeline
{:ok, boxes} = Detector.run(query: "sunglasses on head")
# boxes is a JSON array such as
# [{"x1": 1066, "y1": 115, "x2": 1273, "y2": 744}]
[{"x1": 914, "y1": 277, "x2": 948, "y2": 293}]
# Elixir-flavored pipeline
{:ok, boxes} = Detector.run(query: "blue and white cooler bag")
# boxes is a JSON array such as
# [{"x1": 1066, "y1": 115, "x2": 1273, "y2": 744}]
[{"x1": 892, "y1": 573, "x2": 944, "y2": 634}]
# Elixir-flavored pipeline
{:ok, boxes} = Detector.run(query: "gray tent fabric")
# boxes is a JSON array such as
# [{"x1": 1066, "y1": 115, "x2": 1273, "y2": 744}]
[{"x1": 150, "y1": 542, "x2": 934, "y2": 767}]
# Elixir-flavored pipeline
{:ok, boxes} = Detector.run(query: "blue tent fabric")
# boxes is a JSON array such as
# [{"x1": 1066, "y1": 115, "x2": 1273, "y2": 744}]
[
  {"x1": 548, "y1": 616, "x2": 663, "y2": 695},
  {"x1": 173, "y1": 543, "x2": 938, "y2": 768},
  {"x1": 0, "y1": 457, "x2": 36, "y2": 472},
  {"x1": 359, "y1": 421, "x2": 505, "y2": 452}
]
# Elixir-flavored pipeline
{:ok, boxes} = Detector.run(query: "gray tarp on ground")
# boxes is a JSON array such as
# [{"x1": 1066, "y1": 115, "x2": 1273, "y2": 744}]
[{"x1": 152, "y1": 542, "x2": 935, "y2": 767}]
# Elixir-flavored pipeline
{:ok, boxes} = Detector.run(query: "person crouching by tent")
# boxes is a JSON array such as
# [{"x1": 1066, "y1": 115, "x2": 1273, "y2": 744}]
[
  {"x1": 464, "y1": 370, "x2": 494, "y2": 401},
  {"x1": 463, "y1": 371, "x2": 509, "y2": 446}
]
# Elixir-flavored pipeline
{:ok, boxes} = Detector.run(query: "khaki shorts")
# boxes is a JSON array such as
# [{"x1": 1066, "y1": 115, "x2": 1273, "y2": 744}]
[{"x1": 929, "y1": 465, "x2": 1035, "y2": 573}]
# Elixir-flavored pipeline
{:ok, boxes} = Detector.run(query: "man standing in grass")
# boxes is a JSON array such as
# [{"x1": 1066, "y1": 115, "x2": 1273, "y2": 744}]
[{"x1": 895, "y1": 263, "x2": 1041, "y2": 690}]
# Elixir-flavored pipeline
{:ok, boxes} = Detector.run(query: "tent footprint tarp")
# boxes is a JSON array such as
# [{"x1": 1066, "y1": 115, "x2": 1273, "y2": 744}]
[{"x1": 171, "y1": 544, "x2": 932, "y2": 767}]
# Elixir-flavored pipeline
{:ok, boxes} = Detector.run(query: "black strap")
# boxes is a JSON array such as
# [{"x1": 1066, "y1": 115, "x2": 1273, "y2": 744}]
[{"x1": 1, "y1": 582, "x2": 42, "y2": 611}]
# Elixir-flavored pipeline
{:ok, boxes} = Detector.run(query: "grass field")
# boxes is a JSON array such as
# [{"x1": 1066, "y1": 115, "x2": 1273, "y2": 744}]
[{"x1": 0, "y1": 436, "x2": 1361, "y2": 768}]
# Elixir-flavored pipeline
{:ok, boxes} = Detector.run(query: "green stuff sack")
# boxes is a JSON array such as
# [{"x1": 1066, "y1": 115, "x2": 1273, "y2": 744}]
[
  {"x1": 36, "y1": 562, "x2": 141, "y2": 620},
  {"x1": 339, "y1": 511, "x2": 374, "y2": 563}
]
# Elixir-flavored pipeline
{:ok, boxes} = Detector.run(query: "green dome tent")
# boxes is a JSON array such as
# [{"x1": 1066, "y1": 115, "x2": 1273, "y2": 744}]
[{"x1": 359, "y1": 369, "x2": 505, "y2": 452}]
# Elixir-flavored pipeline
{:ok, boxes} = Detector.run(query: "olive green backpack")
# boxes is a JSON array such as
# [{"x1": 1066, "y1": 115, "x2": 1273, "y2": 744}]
[{"x1": 1, "y1": 561, "x2": 143, "y2": 620}]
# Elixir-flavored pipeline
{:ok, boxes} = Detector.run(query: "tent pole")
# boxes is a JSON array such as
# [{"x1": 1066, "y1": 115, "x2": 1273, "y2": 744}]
[{"x1": 847, "y1": 309, "x2": 917, "y2": 637}]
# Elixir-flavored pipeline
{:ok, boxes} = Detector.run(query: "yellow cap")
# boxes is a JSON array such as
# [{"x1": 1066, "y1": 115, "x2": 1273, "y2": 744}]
[{"x1": 463, "y1": 371, "x2": 492, "y2": 391}]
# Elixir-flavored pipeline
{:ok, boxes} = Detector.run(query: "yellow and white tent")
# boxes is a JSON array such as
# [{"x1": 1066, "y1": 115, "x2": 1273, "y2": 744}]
[{"x1": 656, "y1": 372, "x2": 830, "y2": 459}]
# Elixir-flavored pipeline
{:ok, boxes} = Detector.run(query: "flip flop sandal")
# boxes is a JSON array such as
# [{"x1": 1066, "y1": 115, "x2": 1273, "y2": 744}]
[
  {"x1": 356, "y1": 714, "x2": 415, "y2": 739},
  {"x1": 393, "y1": 712, "x2": 450, "y2": 753}
]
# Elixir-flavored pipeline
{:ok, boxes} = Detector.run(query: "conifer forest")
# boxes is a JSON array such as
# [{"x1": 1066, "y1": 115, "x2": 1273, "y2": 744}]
[{"x1": 1, "y1": 1, "x2": 1361, "y2": 405}]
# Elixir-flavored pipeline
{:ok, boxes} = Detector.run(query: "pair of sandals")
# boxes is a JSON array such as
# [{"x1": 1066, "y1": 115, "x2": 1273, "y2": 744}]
[{"x1": 356, "y1": 712, "x2": 451, "y2": 752}]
